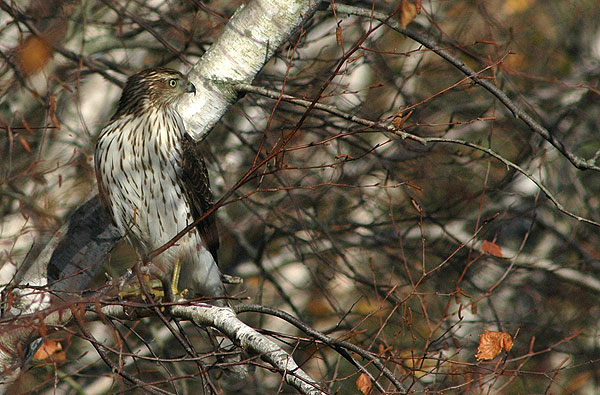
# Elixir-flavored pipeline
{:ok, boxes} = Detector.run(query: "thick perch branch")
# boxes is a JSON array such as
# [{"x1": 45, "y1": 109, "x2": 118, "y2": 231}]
[
  {"x1": 95, "y1": 303, "x2": 326, "y2": 394},
  {"x1": 170, "y1": 304, "x2": 325, "y2": 395},
  {"x1": 1, "y1": 300, "x2": 325, "y2": 395}
]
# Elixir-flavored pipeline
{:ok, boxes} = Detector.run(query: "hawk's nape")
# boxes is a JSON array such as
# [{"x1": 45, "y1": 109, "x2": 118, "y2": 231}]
[{"x1": 94, "y1": 67, "x2": 225, "y2": 303}]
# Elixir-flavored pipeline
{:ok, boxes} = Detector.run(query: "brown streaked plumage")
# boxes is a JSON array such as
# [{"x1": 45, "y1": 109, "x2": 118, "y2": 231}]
[
  {"x1": 94, "y1": 67, "x2": 225, "y2": 302},
  {"x1": 181, "y1": 133, "x2": 220, "y2": 260}
]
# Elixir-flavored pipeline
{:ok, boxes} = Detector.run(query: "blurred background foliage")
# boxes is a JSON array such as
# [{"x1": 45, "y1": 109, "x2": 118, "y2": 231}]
[{"x1": 2, "y1": 0, "x2": 600, "y2": 393}]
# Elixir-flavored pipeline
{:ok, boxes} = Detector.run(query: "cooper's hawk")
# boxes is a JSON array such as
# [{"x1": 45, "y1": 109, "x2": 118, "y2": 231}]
[{"x1": 94, "y1": 67, "x2": 224, "y2": 302}]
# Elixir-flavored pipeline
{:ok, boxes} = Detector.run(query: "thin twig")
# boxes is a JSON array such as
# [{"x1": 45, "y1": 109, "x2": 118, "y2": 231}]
[
  {"x1": 332, "y1": 3, "x2": 600, "y2": 171},
  {"x1": 234, "y1": 304, "x2": 407, "y2": 393},
  {"x1": 70, "y1": 305, "x2": 172, "y2": 395},
  {"x1": 237, "y1": 83, "x2": 600, "y2": 227},
  {"x1": 0, "y1": 0, "x2": 126, "y2": 86}
]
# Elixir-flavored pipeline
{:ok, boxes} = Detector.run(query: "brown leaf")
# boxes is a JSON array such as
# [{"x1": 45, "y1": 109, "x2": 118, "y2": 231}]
[
  {"x1": 481, "y1": 240, "x2": 503, "y2": 258},
  {"x1": 21, "y1": 117, "x2": 34, "y2": 135},
  {"x1": 17, "y1": 35, "x2": 53, "y2": 75},
  {"x1": 392, "y1": 109, "x2": 413, "y2": 129},
  {"x1": 400, "y1": 0, "x2": 417, "y2": 28},
  {"x1": 356, "y1": 372, "x2": 372, "y2": 395},
  {"x1": 475, "y1": 329, "x2": 514, "y2": 361},
  {"x1": 336, "y1": 23, "x2": 343, "y2": 47},
  {"x1": 503, "y1": 0, "x2": 535, "y2": 15}
]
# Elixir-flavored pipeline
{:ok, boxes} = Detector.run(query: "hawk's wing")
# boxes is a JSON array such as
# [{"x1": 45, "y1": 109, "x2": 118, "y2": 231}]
[{"x1": 180, "y1": 133, "x2": 220, "y2": 263}]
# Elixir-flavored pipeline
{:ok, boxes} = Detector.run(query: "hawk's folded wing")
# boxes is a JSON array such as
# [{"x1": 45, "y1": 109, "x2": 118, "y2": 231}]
[{"x1": 180, "y1": 133, "x2": 220, "y2": 263}]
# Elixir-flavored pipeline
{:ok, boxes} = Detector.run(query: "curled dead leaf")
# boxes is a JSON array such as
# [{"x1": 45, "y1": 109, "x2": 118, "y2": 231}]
[
  {"x1": 336, "y1": 23, "x2": 343, "y2": 47},
  {"x1": 392, "y1": 109, "x2": 413, "y2": 130},
  {"x1": 18, "y1": 136, "x2": 32, "y2": 153},
  {"x1": 503, "y1": 0, "x2": 535, "y2": 15},
  {"x1": 475, "y1": 329, "x2": 514, "y2": 361},
  {"x1": 356, "y1": 372, "x2": 372, "y2": 395}
]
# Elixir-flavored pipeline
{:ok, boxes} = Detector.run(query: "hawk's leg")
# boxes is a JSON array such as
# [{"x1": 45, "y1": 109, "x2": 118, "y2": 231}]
[
  {"x1": 170, "y1": 257, "x2": 189, "y2": 299},
  {"x1": 139, "y1": 259, "x2": 188, "y2": 301},
  {"x1": 123, "y1": 262, "x2": 166, "y2": 301}
]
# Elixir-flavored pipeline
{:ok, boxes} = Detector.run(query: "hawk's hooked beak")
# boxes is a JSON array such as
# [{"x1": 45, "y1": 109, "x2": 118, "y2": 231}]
[{"x1": 186, "y1": 82, "x2": 196, "y2": 95}]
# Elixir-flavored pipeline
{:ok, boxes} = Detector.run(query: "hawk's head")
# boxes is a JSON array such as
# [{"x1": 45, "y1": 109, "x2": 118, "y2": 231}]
[{"x1": 113, "y1": 67, "x2": 196, "y2": 118}]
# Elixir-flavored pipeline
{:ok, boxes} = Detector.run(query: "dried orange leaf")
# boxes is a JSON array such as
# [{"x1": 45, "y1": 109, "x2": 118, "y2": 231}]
[
  {"x1": 21, "y1": 116, "x2": 34, "y2": 135},
  {"x1": 18, "y1": 35, "x2": 53, "y2": 75},
  {"x1": 33, "y1": 339, "x2": 63, "y2": 361},
  {"x1": 392, "y1": 109, "x2": 413, "y2": 129},
  {"x1": 481, "y1": 240, "x2": 503, "y2": 258},
  {"x1": 475, "y1": 329, "x2": 514, "y2": 361},
  {"x1": 336, "y1": 24, "x2": 343, "y2": 47},
  {"x1": 400, "y1": 0, "x2": 417, "y2": 28},
  {"x1": 503, "y1": 0, "x2": 535, "y2": 15},
  {"x1": 356, "y1": 372, "x2": 372, "y2": 395}
]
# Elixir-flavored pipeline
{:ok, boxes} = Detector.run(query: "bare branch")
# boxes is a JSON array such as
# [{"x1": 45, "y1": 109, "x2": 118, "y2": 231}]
[
  {"x1": 235, "y1": 304, "x2": 407, "y2": 393},
  {"x1": 171, "y1": 304, "x2": 326, "y2": 395},
  {"x1": 238, "y1": 83, "x2": 600, "y2": 227},
  {"x1": 332, "y1": 3, "x2": 600, "y2": 171}
]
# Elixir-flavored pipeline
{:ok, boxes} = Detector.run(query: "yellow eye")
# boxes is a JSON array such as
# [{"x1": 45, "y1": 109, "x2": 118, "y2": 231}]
[{"x1": 169, "y1": 79, "x2": 178, "y2": 87}]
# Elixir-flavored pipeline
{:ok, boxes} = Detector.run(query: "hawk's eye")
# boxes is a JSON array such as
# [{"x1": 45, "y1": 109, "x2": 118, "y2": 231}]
[{"x1": 168, "y1": 79, "x2": 178, "y2": 88}]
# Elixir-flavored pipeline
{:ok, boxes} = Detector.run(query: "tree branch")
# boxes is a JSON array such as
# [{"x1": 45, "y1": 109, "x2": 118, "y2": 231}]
[
  {"x1": 332, "y1": 3, "x2": 600, "y2": 171},
  {"x1": 237, "y1": 83, "x2": 600, "y2": 227},
  {"x1": 235, "y1": 304, "x2": 407, "y2": 393},
  {"x1": 170, "y1": 304, "x2": 325, "y2": 395}
]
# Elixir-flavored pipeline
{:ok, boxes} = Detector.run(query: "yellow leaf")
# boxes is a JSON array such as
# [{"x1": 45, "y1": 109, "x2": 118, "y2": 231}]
[
  {"x1": 475, "y1": 329, "x2": 514, "y2": 361},
  {"x1": 400, "y1": 0, "x2": 417, "y2": 28},
  {"x1": 356, "y1": 372, "x2": 372, "y2": 395}
]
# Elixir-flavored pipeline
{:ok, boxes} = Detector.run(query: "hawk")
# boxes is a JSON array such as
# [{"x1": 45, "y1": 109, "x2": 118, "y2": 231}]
[{"x1": 94, "y1": 67, "x2": 224, "y2": 302}]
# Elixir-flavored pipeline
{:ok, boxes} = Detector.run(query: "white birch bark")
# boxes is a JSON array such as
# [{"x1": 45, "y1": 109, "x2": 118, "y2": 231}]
[
  {"x1": 181, "y1": 0, "x2": 322, "y2": 141},
  {"x1": 171, "y1": 304, "x2": 325, "y2": 395}
]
